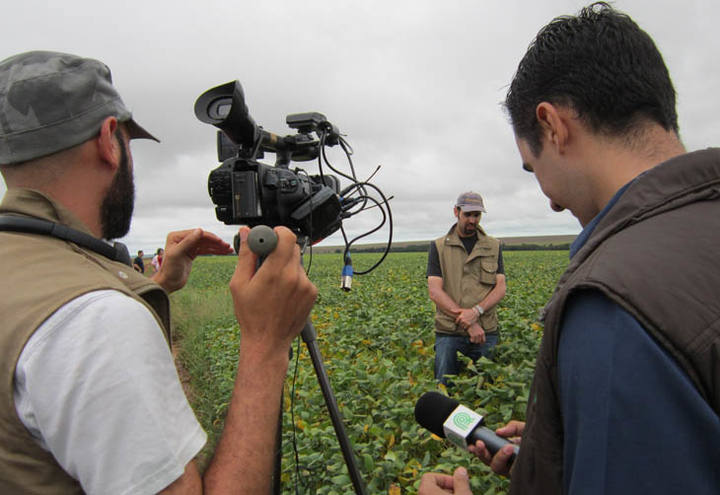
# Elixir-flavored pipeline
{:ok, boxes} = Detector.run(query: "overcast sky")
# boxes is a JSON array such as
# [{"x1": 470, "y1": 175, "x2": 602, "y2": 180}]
[{"x1": 2, "y1": 0, "x2": 718, "y2": 253}]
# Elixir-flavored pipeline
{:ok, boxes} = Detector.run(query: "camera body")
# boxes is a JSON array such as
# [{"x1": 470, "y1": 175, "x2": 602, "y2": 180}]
[
  {"x1": 208, "y1": 153, "x2": 341, "y2": 242},
  {"x1": 195, "y1": 81, "x2": 343, "y2": 243}
]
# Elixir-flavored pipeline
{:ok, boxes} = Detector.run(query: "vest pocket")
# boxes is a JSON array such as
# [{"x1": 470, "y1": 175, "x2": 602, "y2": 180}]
[{"x1": 479, "y1": 257, "x2": 498, "y2": 284}]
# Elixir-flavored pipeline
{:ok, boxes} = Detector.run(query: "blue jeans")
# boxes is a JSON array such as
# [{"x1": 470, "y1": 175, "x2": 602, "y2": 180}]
[{"x1": 434, "y1": 332, "x2": 499, "y2": 384}]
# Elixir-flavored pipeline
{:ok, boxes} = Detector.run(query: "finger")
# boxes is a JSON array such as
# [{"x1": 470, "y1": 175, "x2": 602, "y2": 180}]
[
  {"x1": 468, "y1": 440, "x2": 492, "y2": 463},
  {"x1": 497, "y1": 421, "x2": 524, "y2": 438},
  {"x1": 193, "y1": 232, "x2": 233, "y2": 255},
  {"x1": 163, "y1": 229, "x2": 194, "y2": 246},
  {"x1": 419, "y1": 472, "x2": 454, "y2": 492},
  {"x1": 451, "y1": 467, "x2": 473, "y2": 495},
  {"x1": 173, "y1": 228, "x2": 204, "y2": 256},
  {"x1": 489, "y1": 444, "x2": 517, "y2": 475},
  {"x1": 231, "y1": 227, "x2": 256, "y2": 285},
  {"x1": 260, "y1": 227, "x2": 297, "y2": 269}
]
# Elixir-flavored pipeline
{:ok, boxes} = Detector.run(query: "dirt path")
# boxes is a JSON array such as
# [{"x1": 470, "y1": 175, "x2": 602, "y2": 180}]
[{"x1": 172, "y1": 343, "x2": 194, "y2": 401}]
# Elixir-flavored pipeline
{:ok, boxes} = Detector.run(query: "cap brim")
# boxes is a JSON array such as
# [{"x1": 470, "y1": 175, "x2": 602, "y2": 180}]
[
  {"x1": 125, "y1": 118, "x2": 160, "y2": 142},
  {"x1": 458, "y1": 205, "x2": 486, "y2": 213}
]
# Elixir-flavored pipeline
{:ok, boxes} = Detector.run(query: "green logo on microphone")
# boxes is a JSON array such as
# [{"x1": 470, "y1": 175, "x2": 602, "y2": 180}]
[{"x1": 453, "y1": 412, "x2": 473, "y2": 431}]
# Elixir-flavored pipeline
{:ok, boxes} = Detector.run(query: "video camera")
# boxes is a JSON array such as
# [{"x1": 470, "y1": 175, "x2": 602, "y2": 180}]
[{"x1": 194, "y1": 81, "x2": 343, "y2": 243}]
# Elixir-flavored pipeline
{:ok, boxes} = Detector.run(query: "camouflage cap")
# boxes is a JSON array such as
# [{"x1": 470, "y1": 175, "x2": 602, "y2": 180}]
[
  {"x1": 455, "y1": 191, "x2": 486, "y2": 212},
  {"x1": 0, "y1": 50, "x2": 159, "y2": 165}
]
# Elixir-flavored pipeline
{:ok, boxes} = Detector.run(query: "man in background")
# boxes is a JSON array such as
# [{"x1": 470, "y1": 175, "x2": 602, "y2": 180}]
[
  {"x1": 0, "y1": 50, "x2": 316, "y2": 494},
  {"x1": 133, "y1": 249, "x2": 145, "y2": 273},
  {"x1": 426, "y1": 191, "x2": 506, "y2": 385},
  {"x1": 419, "y1": 3, "x2": 720, "y2": 493}
]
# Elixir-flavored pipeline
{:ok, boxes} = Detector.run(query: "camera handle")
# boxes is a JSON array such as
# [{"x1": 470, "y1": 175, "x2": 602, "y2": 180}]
[{"x1": 242, "y1": 226, "x2": 368, "y2": 495}]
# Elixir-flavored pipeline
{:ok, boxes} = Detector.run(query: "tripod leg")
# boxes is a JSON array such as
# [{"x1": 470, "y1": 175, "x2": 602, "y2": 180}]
[
  {"x1": 272, "y1": 391, "x2": 283, "y2": 495},
  {"x1": 301, "y1": 321, "x2": 368, "y2": 495}
]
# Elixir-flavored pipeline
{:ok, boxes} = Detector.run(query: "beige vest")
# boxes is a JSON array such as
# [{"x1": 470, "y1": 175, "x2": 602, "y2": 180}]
[
  {"x1": 0, "y1": 189, "x2": 171, "y2": 494},
  {"x1": 433, "y1": 225, "x2": 500, "y2": 335}
]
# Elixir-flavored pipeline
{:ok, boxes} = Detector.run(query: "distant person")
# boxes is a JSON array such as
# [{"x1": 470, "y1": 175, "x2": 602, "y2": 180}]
[
  {"x1": 0, "y1": 50, "x2": 316, "y2": 493},
  {"x1": 152, "y1": 247, "x2": 164, "y2": 272},
  {"x1": 419, "y1": 3, "x2": 720, "y2": 494},
  {"x1": 133, "y1": 249, "x2": 145, "y2": 273},
  {"x1": 426, "y1": 191, "x2": 506, "y2": 385}
]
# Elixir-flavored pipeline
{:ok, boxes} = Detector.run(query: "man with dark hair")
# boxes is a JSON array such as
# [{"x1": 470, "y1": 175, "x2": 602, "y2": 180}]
[
  {"x1": 133, "y1": 249, "x2": 145, "y2": 273},
  {"x1": 0, "y1": 51, "x2": 317, "y2": 494},
  {"x1": 426, "y1": 191, "x2": 506, "y2": 385},
  {"x1": 419, "y1": 3, "x2": 720, "y2": 493}
]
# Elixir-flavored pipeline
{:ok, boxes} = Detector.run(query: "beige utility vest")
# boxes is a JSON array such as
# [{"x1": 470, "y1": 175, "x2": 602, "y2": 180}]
[
  {"x1": 433, "y1": 226, "x2": 500, "y2": 335},
  {"x1": 0, "y1": 189, "x2": 171, "y2": 493}
]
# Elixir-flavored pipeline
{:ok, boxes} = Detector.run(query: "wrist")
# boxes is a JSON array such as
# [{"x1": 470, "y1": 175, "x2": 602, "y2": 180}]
[
  {"x1": 239, "y1": 339, "x2": 291, "y2": 367},
  {"x1": 151, "y1": 272, "x2": 166, "y2": 289},
  {"x1": 474, "y1": 304, "x2": 484, "y2": 316}
]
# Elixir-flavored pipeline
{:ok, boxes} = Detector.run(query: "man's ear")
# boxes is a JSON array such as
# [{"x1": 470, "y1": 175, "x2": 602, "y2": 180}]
[
  {"x1": 97, "y1": 116, "x2": 121, "y2": 170},
  {"x1": 536, "y1": 102, "x2": 570, "y2": 154}
]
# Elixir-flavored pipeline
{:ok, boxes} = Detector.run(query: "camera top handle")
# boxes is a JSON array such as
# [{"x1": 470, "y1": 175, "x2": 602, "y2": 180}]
[{"x1": 195, "y1": 81, "x2": 340, "y2": 167}]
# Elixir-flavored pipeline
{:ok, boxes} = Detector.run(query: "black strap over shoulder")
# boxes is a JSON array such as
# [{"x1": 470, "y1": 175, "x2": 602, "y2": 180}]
[{"x1": 0, "y1": 215, "x2": 132, "y2": 266}]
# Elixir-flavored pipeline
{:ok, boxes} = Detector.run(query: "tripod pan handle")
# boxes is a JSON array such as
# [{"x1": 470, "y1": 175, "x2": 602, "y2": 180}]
[{"x1": 246, "y1": 225, "x2": 278, "y2": 256}]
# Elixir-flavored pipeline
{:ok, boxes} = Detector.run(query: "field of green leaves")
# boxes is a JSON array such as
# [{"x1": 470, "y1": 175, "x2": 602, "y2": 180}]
[{"x1": 171, "y1": 250, "x2": 569, "y2": 494}]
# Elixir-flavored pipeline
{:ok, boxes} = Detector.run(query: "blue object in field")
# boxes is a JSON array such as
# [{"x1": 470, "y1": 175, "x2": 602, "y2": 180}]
[{"x1": 341, "y1": 255, "x2": 353, "y2": 291}]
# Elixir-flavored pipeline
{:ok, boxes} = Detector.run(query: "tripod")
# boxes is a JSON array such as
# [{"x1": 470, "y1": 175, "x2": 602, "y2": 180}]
[{"x1": 243, "y1": 226, "x2": 367, "y2": 495}]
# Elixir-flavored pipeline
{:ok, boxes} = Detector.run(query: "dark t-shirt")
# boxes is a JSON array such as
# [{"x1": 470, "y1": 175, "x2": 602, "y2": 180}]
[
  {"x1": 133, "y1": 256, "x2": 145, "y2": 273},
  {"x1": 558, "y1": 290, "x2": 720, "y2": 493},
  {"x1": 426, "y1": 236, "x2": 504, "y2": 278}
]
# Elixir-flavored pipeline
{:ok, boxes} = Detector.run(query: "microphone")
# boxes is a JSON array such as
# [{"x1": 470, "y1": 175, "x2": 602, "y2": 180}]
[{"x1": 414, "y1": 391, "x2": 519, "y2": 462}]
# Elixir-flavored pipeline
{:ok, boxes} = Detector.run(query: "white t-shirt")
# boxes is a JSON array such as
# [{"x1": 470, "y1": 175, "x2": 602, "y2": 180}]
[{"x1": 13, "y1": 290, "x2": 207, "y2": 495}]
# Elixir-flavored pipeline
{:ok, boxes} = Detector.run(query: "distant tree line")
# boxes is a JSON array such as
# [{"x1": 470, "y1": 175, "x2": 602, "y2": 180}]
[
  {"x1": 502, "y1": 243, "x2": 571, "y2": 251},
  {"x1": 332, "y1": 242, "x2": 571, "y2": 254}
]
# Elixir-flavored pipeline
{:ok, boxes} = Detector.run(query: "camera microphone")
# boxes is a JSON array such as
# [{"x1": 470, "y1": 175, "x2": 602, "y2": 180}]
[{"x1": 414, "y1": 391, "x2": 519, "y2": 463}]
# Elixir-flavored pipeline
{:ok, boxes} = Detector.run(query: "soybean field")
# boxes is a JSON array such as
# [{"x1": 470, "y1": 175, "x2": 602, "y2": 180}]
[{"x1": 171, "y1": 250, "x2": 569, "y2": 494}]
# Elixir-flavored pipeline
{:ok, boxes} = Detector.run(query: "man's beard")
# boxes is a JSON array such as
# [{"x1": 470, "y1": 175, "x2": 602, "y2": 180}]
[{"x1": 100, "y1": 137, "x2": 135, "y2": 240}]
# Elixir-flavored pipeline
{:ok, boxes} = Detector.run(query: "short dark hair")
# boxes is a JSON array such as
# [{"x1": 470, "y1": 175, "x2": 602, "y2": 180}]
[{"x1": 505, "y1": 2, "x2": 678, "y2": 155}]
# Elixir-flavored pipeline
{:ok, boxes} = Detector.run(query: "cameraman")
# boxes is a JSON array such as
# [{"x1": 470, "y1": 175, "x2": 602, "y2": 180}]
[
  {"x1": 0, "y1": 51, "x2": 317, "y2": 494},
  {"x1": 420, "y1": 3, "x2": 720, "y2": 494}
]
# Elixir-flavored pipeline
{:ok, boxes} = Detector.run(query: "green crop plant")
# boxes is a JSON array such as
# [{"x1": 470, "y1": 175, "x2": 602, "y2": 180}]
[{"x1": 171, "y1": 250, "x2": 569, "y2": 494}]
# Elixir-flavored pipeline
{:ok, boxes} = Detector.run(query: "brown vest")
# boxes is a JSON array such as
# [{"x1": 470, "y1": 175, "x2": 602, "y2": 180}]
[
  {"x1": 510, "y1": 148, "x2": 720, "y2": 494},
  {"x1": 433, "y1": 226, "x2": 500, "y2": 335},
  {"x1": 0, "y1": 189, "x2": 171, "y2": 494}
]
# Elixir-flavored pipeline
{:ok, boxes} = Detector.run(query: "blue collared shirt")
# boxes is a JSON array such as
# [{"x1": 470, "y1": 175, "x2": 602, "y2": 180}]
[{"x1": 557, "y1": 183, "x2": 720, "y2": 494}]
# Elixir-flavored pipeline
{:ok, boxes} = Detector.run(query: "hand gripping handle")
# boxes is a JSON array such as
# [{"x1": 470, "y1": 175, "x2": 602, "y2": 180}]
[{"x1": 233, "y1": 225, "x2": 279, "y2": 256}]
